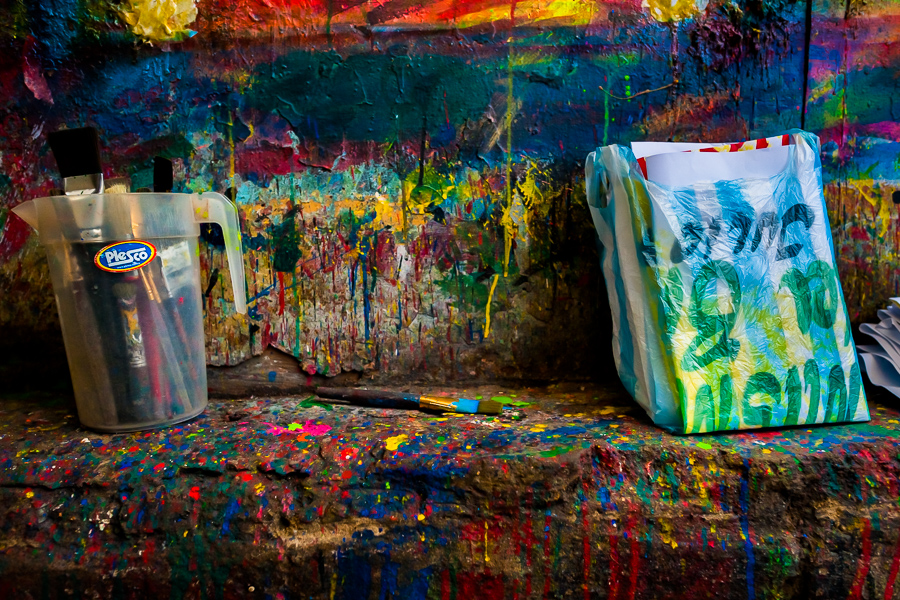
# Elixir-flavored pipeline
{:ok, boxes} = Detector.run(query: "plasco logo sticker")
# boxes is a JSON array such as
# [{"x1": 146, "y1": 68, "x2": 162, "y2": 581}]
[{"x1": 94, "y1": 241, "x2": 157, "y2": 272}]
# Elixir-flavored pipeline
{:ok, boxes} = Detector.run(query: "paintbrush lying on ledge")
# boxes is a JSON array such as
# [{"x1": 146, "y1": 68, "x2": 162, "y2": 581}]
[{"x1": 315, "y1": 387, "x2": 502, "y2": 415}]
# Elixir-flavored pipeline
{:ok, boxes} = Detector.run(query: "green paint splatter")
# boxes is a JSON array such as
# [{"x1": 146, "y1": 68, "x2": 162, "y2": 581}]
[
  {"x1": 491, "y1": 395, "x2": 531, "y2": 407},
  {"x1": 696, "y1": 442, "x2": 712, "y2": 450},
  {"x1": 300, "y1": 397, "x2": 333, "y2": 411},
  {"x1": 540, "y1": 445, "x2": 574, "y2": 458}
]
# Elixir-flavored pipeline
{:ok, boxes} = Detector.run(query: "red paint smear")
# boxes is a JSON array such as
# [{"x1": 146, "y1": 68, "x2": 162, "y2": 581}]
[
  {"x1": 277, "y1": 271, "x2": 286, "y2": 315},
  {"x1": 0, "y1": 210, "x2": 33, "y2": 260},
  {"x1": 542, "y1": 510, "x2": 553, "y2": 599},
  {"x1": 884, "y1": 530, "x2": 900, "y2": 599},
  {"x1": 848, "y1": 518, "x2": 872, "y2": 600},
  {"x1": 609, "y1": 529, "x2": 620, "y2": 600},
  {"x1": 455, "y1": 572, "x2": 505, "y2": 599},
  {"x1": 581, "y1": 490, "x2": 591, "y2": 600},
  {"x1": 22, "y1": 37, "x2": 53, "y2": 104},
  {"x1": 627, "y1": 510, "x2": 640, "y2": 600},
  {"x1": 850, "y1": 226, "x2": 870, "y2": 241},
  {"x1": 236, "y1": 146, "x2": 295, "y2": 177},
  {"x1": 524, "y1": 492, "x2": 535, "y2": 596},
  {"x1": 441, "y1": 569, "x2": 451, "y2": 600}
]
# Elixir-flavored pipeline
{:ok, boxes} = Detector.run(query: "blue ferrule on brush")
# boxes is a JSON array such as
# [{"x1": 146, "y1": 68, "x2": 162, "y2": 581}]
[{"x1": 453, "y1": 399, "x2": 480, "y2": 414}]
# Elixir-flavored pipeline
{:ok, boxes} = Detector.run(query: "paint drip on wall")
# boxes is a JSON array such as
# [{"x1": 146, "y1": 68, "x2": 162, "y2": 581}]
[{"x1": 121, "y1": 0, "x2": 198, "y2": 42}]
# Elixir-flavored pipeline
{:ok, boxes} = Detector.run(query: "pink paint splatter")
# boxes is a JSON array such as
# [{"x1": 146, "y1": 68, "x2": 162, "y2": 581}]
[
  {"x1": 22, "y1": 37, "x2": 53, "y2": 104},
  {"x1": 262, "y1": 420, "x2": 331, "y2": 437}
]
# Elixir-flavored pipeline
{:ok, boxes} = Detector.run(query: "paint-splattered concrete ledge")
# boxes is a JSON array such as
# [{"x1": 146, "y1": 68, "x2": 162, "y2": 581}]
[{"x1": 0, "y1": 383, "x2": 898, "y2": 599}]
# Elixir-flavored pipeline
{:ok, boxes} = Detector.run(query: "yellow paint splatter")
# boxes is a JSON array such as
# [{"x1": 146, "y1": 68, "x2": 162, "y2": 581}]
[
  {"x1": 849, "y1": 180, "x2": 893, "y2": 238},
  {"x1": 660, "y1": 519, "x2": 679, "y2": 548},
  {"x1": 385, "y1": 434, "x2": 408, "y2": 451},
  {"x1": 484, "y1": 274, "x2": 500, "y2": 337},
  {"x1": 121, "y1": 0, "x2": 198, "y2": 42},
  {"x1": 644, "y1": 0, "x2": 708, "y2": 22}
]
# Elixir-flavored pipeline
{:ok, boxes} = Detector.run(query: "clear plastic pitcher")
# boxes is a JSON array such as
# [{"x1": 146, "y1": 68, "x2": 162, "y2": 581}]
[{"x1": 12, "y1": 192, "x2": 247, "y2": 432}]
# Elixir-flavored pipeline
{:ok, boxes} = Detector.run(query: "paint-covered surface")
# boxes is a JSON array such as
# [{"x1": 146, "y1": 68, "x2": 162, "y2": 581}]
[
  {"x1": 3, "y1": 0, "x2": 889, "y2": 380},
  {"x1": 1, "y1": 384, "x2": 900, "y2": 597}
]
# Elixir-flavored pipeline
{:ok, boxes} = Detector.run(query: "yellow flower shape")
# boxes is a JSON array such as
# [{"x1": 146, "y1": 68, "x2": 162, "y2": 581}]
[{"x1": 121, "y1": 0, "x2": 198, "y2": 42}]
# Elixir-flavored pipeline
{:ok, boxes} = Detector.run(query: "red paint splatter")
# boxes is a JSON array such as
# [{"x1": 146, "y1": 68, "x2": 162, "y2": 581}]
[{"x1": 188, "y1": 486, "x2": 200, "y2": 500}]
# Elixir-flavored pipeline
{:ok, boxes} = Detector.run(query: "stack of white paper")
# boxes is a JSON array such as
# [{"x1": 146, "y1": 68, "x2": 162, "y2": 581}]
[{"x1": 857, "y1": 299, "x2": 900, "y2": 397}]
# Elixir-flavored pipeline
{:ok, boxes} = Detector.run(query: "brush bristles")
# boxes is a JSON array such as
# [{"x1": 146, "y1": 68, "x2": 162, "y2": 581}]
[{"x1": 477, "y1": 400, "x2": 502, "y2": 415}]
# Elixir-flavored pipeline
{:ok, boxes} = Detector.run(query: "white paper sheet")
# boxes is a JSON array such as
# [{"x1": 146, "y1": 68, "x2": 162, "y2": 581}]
[
  {"x1": 641, "y1": 145, "x2": 792, "y2": 188},
  {"x1": 630, "y1": 141, "x2": 715, "y2": 159},
  {"x1": 860, "y1": 323, "x2": 900, "y2": 366},
  {"x1": 857, "y1": 344, "x2": 892, "y2": 360},
  {"x1": 857, "y1": 307, "x2": 900, "y2": 398},
  {"x1": 859, "y1": 353, "x2": 900, "y2": 398}
]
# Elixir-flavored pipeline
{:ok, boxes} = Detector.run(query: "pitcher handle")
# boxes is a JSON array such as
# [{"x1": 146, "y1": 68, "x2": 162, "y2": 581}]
[{"x1": 194, "y1": 192, "x2": 248, "y2": 314}]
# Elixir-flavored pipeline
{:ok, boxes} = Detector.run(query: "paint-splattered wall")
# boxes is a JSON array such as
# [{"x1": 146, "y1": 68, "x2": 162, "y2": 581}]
[{"x1": 0, "y1": 0, "x2": 894, "y2": 381}]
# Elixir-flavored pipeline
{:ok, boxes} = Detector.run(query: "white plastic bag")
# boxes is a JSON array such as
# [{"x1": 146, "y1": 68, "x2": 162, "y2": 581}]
[{"x1": 585, "y1": 131, "x2": 867, "y2": 433}]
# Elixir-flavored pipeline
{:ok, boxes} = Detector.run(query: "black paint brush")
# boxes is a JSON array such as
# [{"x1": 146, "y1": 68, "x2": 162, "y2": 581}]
[
  {"x1": 48, "y1": 127, "x2": 103, "y2": 195},
  {"x1": 153, "y1": 156, "x2": 173, "y2": 192},
  {"x1": 47, "y1": 126, "x2": 121, "y2": 424},
  {"x1": 315, "y1": 387, "x2": 503, "y2": 415}
]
